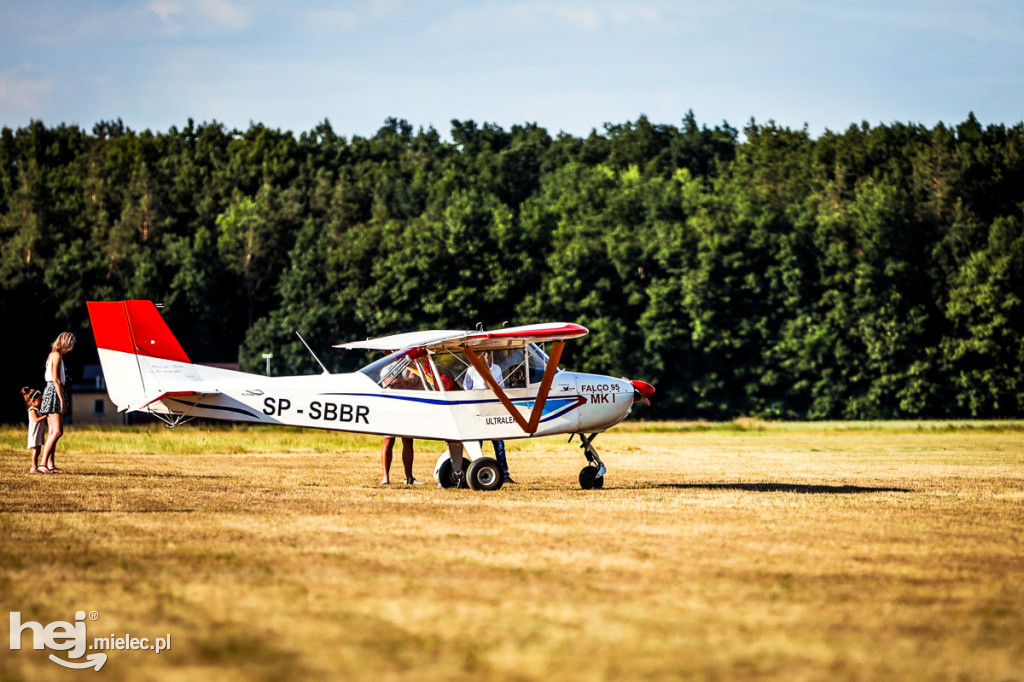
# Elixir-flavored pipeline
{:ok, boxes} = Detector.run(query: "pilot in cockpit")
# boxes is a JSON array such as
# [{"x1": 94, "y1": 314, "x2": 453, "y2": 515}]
[{"x1": 462, "y1": 350, "x2": 503, "y2": 390}]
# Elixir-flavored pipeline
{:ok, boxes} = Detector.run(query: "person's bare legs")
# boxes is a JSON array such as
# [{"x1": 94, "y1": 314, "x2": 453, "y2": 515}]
[
  {"x1": 41, "y1": 413, "x2": 63, "y2": 472},
  {"x1": 380, "y1": 437, "x2": 395, "y2": 484},
  {"x1": 29, "y1": 446, "x2": 42, "y2": 473},
  {"x1": 400, "y1": 437, "x2": 418, "y2": 482}
]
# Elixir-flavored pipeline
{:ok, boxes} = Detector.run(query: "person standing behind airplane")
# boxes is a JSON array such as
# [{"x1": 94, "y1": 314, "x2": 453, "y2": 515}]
[
  {"x1": 378, "y1": 362, "x2": 425, "y2": 485},
  {"x1": 380, "y1": 436, "x2": 423, "y2": 485},
  {"x1": 462, "y1": 350, "x2": 516, "y2": 484},
  {"x1": 39, "y1": 332, "x2": 75, "y2": 474}
]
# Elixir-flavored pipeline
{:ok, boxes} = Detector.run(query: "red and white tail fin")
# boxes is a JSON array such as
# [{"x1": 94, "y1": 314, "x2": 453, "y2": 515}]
[{"x1": 87, "y1": 301, "x2": 199, "y2": 412}]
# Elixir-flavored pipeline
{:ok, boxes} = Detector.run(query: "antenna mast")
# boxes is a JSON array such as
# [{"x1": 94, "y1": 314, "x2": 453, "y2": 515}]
[{"x1": 295, "y1": 332, "x2": 330, "y2": 375}]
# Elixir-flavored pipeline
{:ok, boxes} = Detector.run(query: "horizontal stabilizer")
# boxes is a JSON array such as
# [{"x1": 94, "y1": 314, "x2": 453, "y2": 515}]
[{"x1": 131, "y1": 382, "x2": 225, "y2": 412}]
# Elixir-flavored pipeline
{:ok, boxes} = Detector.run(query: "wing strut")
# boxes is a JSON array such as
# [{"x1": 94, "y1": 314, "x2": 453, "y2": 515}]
[
  {"x1": 464, "y1": 341, "x2": 565, "y2": 435},
  {"x1": 526, "y1": 340, "x2": 564, "y2": 433}
]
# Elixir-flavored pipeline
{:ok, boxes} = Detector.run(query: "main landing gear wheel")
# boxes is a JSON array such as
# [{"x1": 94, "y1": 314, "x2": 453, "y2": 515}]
[
  {"x1": 573, "y1": 432, "x2": 607, "y2": 490},
  {"x1": 436, "y1": 456, "x2": 471, "y2": 489},
  {"x1": 467, "y1": 457, "x2": 504, "y2": 491},
  {"x1": 579, "y1": 465, "x2": 604, "y2": 490}
]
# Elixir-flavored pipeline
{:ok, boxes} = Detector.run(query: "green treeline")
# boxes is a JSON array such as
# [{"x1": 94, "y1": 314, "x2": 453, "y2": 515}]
[{"x1": 2, "y1": 113, "x2": 1023, "y2": 422}]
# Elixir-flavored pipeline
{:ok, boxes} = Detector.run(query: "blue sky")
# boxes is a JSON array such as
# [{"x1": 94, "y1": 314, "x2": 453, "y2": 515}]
[{"x1": 1, "y1": 0, "x2": 1022, "y2": 139}]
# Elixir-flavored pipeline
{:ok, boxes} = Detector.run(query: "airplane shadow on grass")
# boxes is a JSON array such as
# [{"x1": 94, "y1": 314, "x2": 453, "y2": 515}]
[
  {"x1": 7, "y1": 507, "x2": 199, "y2": 513},
  {"x1": 647, "y1": 482, "x2": 914, "y2": 494},
  {"x1": 74, "y1": 471, "x2": 231, "y2": 479}
]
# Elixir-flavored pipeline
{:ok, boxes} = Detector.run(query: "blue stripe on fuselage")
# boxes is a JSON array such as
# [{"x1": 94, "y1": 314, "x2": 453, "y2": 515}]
[{"x1": 319, "y1": 393, "x2": 586, "y2": 423}]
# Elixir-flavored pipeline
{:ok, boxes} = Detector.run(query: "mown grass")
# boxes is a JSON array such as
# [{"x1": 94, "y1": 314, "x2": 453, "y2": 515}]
[{"x1": 1, "y1": 422, "x2": 1022, "y2": 681}]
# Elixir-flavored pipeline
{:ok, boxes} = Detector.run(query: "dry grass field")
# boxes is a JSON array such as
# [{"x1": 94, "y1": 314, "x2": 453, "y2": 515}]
[{"x1": 2, "y1": 421, "x2": 1023, "y2": 681}]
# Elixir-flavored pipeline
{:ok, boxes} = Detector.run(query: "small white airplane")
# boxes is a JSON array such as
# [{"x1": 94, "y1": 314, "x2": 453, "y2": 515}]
[{"x1": 87, "y1": 300, "x2": 655, "y2": 490}]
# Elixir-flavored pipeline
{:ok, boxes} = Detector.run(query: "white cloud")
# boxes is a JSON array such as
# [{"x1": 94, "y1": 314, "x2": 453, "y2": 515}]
[
  {"x1": 555, "y1": 2, "x2": 666, "y2": 30},
  {"x1": 147, "y1": 0, "x2": 252, "y2": 32},
  {"x1": 787, "y1": 0, "x2": 1024, "y2": 45},
  {"x1": 299, "y1": 8, "x2": 362, "y2": 34},
  {"x1": 429, "y1": 1, "x2": 673, "y2": 41},
  {"x1": 368, "y1": 0, "x2": 404, "y2": 18},
  {"x1": 289, "y1": 0, "x2": 407, "y2": 36},
  {"x1": 0, "y1": 67, "x2": 55, "y2": 118},
  {"x1": 148, "y1": 0, "x2": 181, "y2": 22},
  {"x1": 201, "y1": 0, "x2": 250, "y2": 29},
  {"x1": 554, "y1": 7, "x2": 602, "y2": 31}
]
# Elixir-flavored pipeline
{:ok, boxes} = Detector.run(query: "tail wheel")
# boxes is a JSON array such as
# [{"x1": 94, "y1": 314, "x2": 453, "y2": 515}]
[
  {"x1": 437, "y1": 456, "x2": 471, "y2": 489},
  {"x1": 579, "y1": 466, "x2": 604, "y2": 490},
  {"x1": 467, "y1": 458, "x2": 504, "y2": 491}
]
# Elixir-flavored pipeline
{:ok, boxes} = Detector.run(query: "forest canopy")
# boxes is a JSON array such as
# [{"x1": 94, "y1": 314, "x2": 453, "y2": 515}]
[{"x1": 2, "y1": 112, "x2": 1022, "y2": 422}]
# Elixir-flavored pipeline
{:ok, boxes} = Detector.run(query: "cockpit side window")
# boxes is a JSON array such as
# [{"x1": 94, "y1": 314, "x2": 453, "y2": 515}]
[
  {"x1": 500, "y1": 348, "x2": 527, "y2": 389},
  {"x1": 430, "y1": 352, "x2": 469, "y2": 390}
]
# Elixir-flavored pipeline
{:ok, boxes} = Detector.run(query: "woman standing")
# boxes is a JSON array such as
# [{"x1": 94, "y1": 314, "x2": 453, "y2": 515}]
[{"x1": 39, "y1": 331, "x2": 75, "y2": 474}]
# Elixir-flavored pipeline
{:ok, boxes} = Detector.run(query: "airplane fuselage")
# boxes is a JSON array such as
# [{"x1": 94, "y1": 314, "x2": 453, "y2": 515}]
[{"x1": 103, "y1": 349, "x2": 635, "y2": 441}]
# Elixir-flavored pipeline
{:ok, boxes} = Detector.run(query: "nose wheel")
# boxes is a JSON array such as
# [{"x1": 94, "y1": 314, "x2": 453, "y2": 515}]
[{"x1": 573, "y1": 433, "x2": 606, "y2": 490}]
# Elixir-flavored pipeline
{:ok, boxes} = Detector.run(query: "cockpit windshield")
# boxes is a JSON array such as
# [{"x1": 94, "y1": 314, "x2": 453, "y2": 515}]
[
  {"x1": 360, "y1": 343, "x2": 557, "y2": 392},
  {"x1": 428, "y1": 343, "x2": 554, "y2": 391},
  {"x1": 359, "y1": 349, "x2": 430, "y2": 390}
]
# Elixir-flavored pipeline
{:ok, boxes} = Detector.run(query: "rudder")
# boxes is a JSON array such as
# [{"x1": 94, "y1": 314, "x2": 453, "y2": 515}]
[{"x1": 87, "y1": 301, "x2": 193, "y2": 412}]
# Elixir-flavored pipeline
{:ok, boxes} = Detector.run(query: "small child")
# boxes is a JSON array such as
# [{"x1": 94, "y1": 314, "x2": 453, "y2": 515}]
[{"x1": 21, "y1": 387, "x2": 48, "y2": 473}]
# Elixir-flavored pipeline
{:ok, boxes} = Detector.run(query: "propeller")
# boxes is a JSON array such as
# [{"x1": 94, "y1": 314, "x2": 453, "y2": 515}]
[{"x1": 626, "y1": 378, "x2": 655, "y2": 406}]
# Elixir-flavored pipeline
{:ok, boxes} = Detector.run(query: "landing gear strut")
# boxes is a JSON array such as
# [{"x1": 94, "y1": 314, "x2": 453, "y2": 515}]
[{"x1": 573, "y1": 432, "x2": 606, "y2": 490}]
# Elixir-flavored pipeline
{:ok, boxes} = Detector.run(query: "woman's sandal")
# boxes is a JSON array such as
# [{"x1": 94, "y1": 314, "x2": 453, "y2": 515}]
[
  {"x1": 29, "y1": 467, "x2": 47, "y2": 474},
  {"x1": 47, "y1": 467, "x2": 67, "y2": 474}
]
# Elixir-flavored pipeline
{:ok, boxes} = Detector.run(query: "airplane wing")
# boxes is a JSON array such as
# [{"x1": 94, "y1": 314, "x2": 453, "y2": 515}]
[
  {"x1": 434, "y1": 323, "x2": 588, "y2": 351},
  {"x1": 333, "y1": 329, "x2": 467, "y2": 351},
  {"x1": 333, "y1": 323, "x2": 588, "y2": 352},
  {"x1": 335, "y1": 323, "x2": 588, "y2": 435}
]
